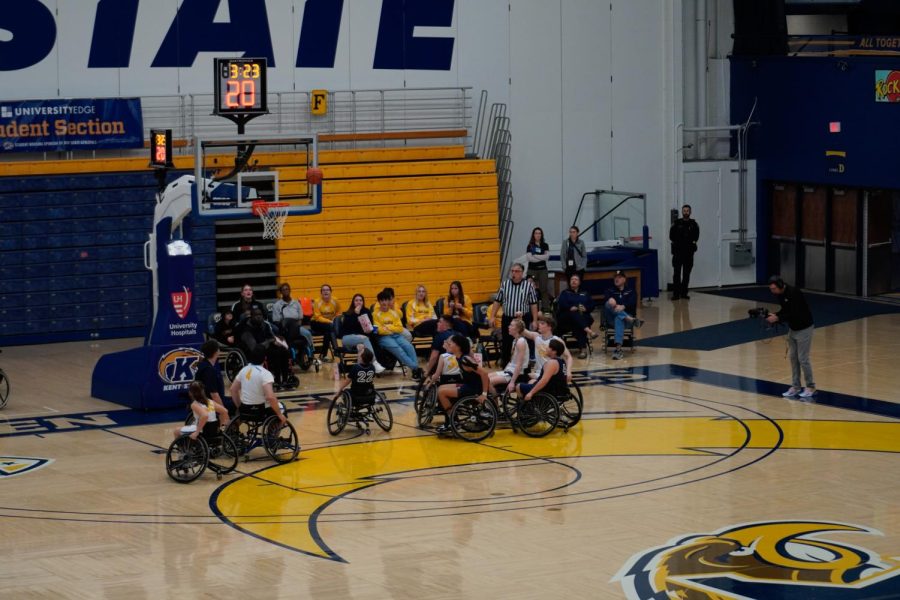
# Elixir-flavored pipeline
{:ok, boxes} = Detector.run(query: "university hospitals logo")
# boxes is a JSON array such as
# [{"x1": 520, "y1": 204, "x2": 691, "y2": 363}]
[
  {"x1": 171, "y1": 286, "x2": 192, "y2": 319},
  {"x1": 157, "y1": 347, "x2": 202, "y2": 384},
  {"x1": 1, "y1": 106, "x2": 11, "y2": 119},
  {"x1": 615, "y1": 521, "x2": 900, "y2": 599},
  {"x1": 0, "y1": 456, "x2": 53, "y2": 478}
]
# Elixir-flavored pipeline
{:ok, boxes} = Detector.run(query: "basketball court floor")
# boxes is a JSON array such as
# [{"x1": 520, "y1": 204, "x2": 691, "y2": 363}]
[{"x1": 2, "y1": 291, "x2": 899, "y2": 599}]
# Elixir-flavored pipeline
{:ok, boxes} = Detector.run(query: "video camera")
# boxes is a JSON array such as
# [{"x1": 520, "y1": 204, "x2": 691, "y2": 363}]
[{"x1": 748, "y1": 307, "x2": 770, "y2": 319}]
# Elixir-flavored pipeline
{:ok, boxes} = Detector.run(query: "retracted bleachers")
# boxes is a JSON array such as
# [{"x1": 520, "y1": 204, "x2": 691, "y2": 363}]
[
  {"x1": 277, "y1": 145, "x2": 501, "y2": 305},
  {"x1": 0, "y1": 169, "x2": 216, "y2": 346}
]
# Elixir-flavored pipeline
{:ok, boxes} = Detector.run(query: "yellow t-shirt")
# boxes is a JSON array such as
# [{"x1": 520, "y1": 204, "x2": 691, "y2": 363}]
[
  {"x1": 442, "y1": 294, "x2": 474, "y2": 323},
  {"x1": 406, "y1": 299, "x2": 436, "y2": 327},
  {"x1": 372, "y1": 307, "x2": 405, "y2": 335},
  {"x1": 313, "y1": 298, "x2": 340, "y2": 324}
]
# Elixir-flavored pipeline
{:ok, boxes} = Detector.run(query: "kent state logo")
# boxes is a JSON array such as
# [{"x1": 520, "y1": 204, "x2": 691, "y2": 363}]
[
  {"x1": 615, "y1": 521, "x2": 900, "y2": 599},
  {"x1": 157, "y1": 347, "x2": 202, "y2": 385},
  {"x1": 171, "y1": 286, "x2": 192, "y2": 320},
  {"x1": 0, "y1": 456, "x2": 53, "y2": 478}
]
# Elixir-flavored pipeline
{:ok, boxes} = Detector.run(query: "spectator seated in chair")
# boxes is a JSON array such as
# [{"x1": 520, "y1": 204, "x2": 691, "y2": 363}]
[
  {"x1": 405, "y1": 284, "x2": 439, "y2": 338},
  {"x1": 212, "y1": 308, "x2": 237, "y2": 347},
  {"x1": 373, "y1": 289, "x2": 423, "y2": 380},
  {"x1": 556, "y1": 273, "x2": 598, "y2": 359},
  {"x1": 271, "y1": 282, "x2": 315, "y2": 356},
  {"x1": 339, "y1": 293, "x2": 385, "y2": 374},
  {"x1": 237, "y1": 307, "x2": 294, "y2": 391},
  {"x1": 311, "y1": 284, "x2": 340, "y2": 361},
  {"x1": 380, "y1": 287, "x2": 413, "y2": 342},
  {"x1": 231, "y1": 283, "x2": 265, "y2": 325},
  {"x1": 441, "y1": 280, "x2": 474, "y2": 338},
  {"x1": 603, "y1": 270, "x2": 644, "y2": 360}
]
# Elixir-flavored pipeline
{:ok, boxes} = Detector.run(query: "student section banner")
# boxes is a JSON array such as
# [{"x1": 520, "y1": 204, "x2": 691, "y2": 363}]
[{"x1": 0, "y1": 98, "x2": 143, "y2": 153}]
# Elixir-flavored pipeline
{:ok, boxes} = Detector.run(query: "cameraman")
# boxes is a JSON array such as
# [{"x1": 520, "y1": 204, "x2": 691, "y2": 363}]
[{"x1": 765, "y1": 276, "x2": 815, "y2": 399}]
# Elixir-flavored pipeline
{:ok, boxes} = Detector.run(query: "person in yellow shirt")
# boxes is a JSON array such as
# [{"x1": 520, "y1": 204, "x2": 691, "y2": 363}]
[
  {"x1": 405, "y1": 284, "x2": 438, "y2": 337},
  {"x1": 373, "y1": 289, "x2": 422, "y2": 380},
  {"x1": 443, "y1": 280, "x2": 474, "y2": 337},
  {"x1": 311, "y1": 284, "x2": 340, "y2": 361}
]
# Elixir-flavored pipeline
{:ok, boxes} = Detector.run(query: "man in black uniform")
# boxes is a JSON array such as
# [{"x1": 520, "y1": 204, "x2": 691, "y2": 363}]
[
  {"x1": 766, "y1": 276, "x2": 816, "y2": 399},
  {"x1": 669, "y1": 204, "x2": 700, "y2": 300},
  {"x1": 194, "y1": 339, "x2": 226, "y2": 410}
]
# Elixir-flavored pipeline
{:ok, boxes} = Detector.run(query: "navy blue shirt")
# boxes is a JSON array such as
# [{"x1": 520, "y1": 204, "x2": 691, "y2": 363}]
[
  {"x1": 431, "y1": 328, "x2": 459, "y2": 352},
  {"x1": 194, "y1": 359, "x2": 224, "y2": 400}
]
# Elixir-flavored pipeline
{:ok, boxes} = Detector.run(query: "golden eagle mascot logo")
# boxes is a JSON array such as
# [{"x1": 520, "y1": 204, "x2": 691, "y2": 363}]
[{"x1": 614, "y1": 521, "x2": 900, "y2": 599}]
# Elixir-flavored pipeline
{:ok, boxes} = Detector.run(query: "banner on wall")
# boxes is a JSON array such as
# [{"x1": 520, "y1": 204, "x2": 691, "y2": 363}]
[
  {"x1": 875, "y1": 70, "x2": 900, "y2": 102},
  {"x1": 0, "y1": 98, "x2": 143, "y2": 153}
]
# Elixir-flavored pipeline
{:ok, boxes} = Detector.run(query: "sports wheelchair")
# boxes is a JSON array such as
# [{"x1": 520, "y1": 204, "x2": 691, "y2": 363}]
[
  {"x1": 206, "y1": 313, "x2": 248, "y2": 381},
  {"x1": 0, "y1": 349, "x2": 8, "y2": 409},
  {"x1": 166, "y1": 425, "x2": 239, "y2": 483},
  {"x1": 501, "y1": 380, "x2": 583, "y2": 437},
  {"x1": 413, "y1": 379, "x2": 498, "y2": 442},
  {"x1": 327, "y1": 390, "x2": 393, "y2": 435},
  {"x1": 224, "y1": 402, "x2": 300, "y2": 463}
]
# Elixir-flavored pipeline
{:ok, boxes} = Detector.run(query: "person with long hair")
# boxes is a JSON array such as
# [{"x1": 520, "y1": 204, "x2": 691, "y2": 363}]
[
  {"x1": 339, "y1": 293, "x2": 385, "y2": 374},
  {"x1": 435, "y1": 334, "x2": 490, "y2": 435},
  {"x1": 405, "y1": 284, "x2": 439, "y2": 338},
  {"x1": 311, "y1": 283, "x2": 340, "y2": 360},
  {"x1": 525, "y1": 226, "x2": 553, "y2": 311},
  {"x1": 443, "y1": 280, "x2": 473, "y2": 337},
  {"x1": 488, "y1": 318, "x2": 529, "y2": 392},
  {"x1": 560, "y1": 225, "x2": 586, "y2": 281}
]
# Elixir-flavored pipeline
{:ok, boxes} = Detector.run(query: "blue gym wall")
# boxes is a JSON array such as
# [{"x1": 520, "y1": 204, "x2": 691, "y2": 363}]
[
  {"x1": 730, "y1": 55, "x2": 900, "y2": 279},
  {"x1": 0, "y1": 173, "x2": 216, "y2": 346}
]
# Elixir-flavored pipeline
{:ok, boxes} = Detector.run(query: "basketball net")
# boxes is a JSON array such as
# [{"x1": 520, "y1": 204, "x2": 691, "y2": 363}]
[{"x1": 251, "y1": 201, "x2": 290, "y2": 240}]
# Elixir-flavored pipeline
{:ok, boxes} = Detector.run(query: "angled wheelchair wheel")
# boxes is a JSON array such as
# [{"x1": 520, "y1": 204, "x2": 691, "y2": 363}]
[
  {"x1": 416, "y1": 385, "x2": 439, "y2": 428},
  {"x1": 371, "y1": 392, "x2": 393, "y2": 432},
  {"x1": 166, "y1": 435, "x2": 209, "y2": 483},
  {"x1": 224, "y1": 349, "x2": 246, "y2": 381},
  {"x1": 558, "y1": 381, "x2": 584, "y2": 429},
  {"x1": 208, "y1": 433, "x2": 238, "y2": 477},
  {"x1": 501, "y1": 391, "x2": 519, "y2": 426},
  {"x1": 263, "y1": 417, "x2": 300, "y2": 463},
  {"x1": 0, "y1": 368, "x2": 9, "y2": 409},
  {"x1": 516, "y1": 393, "x2": 559, "y2": 438},
  {"x1": 327, "y1": 392, "x2": 350, "y2": 436},
  {"x1": 449, "y1": 396, "x2": 496, "y2": 443},
  {"x1": 224, "y1": 417, "x2": 253, "y2": 458}
]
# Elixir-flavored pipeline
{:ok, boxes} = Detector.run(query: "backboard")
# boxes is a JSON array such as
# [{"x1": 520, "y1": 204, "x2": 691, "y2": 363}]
[{"x1": 191, "y1": 134, "x2": 322, "y2": 221}]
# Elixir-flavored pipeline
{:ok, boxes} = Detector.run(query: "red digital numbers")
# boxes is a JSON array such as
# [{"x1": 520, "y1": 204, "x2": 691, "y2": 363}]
[{"x1": 224, "y1": 80, "x2": 257, "y2": 109}]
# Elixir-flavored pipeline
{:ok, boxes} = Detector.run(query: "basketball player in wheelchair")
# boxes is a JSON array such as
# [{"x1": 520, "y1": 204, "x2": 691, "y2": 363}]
[
  {"x1": 428, "y1": 335, "x2": 498, "y2": 441},
  {"x1": 506, "y1": 338, "x2": 583, "y2": 437},
  {"x1": 225, "y1": 346, "x2": 300, "y2": 463},
  {"x1": 327, "y1": 348, "x2": 393, "y2": 435},
  {"x1": 166, "y1": 381, "x2": 237, "y2": 483}
]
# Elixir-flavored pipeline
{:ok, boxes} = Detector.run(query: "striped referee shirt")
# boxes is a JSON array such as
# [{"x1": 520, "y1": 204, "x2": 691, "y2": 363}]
[{"x1": 495, "y1": 278, "x2": 538, "y2": 315}]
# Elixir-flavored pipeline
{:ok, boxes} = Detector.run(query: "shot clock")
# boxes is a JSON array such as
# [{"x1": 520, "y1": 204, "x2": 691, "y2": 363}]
[
  {"x1": 213, "y1": 57, "x2": 268, "y2": 116},
  {"x1": 149, "y1": 129, "x2": 174, "y2": 169}
]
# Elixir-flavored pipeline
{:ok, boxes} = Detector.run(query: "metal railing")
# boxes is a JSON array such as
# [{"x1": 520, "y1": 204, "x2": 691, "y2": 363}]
[{"x1": 472, "y1": 92, "x2": 514, "y2": 272}]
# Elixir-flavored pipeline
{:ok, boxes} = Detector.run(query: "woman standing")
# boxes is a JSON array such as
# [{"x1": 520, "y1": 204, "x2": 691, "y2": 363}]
[
  {"x1": 560, "y1": 225, "x2": 586, "y2": 281},
  {"x1": 526, "y1": 227, "x2": 552, "y2": 311}
]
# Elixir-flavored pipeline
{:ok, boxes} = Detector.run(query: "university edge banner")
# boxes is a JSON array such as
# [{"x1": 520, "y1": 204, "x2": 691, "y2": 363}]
[{"x1": 0, "y1": 97, "x2": 143, "y2": 153}]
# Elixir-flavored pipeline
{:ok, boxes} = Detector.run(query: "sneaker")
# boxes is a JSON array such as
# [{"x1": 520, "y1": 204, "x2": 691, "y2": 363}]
[
  {"x1": 798, "y1": 387, "x2": 816, "y2": 398},
  {"x1": 682, "y1": 294, "x2": 691, "y2": 300},
  {"x1": 373, "y1": 360, "x2": 386, "y2": 374},
  {"x1": 412, "y1": 367, "x2": 424, "y2": 381},
  {"x1": 577, "y1": 349, "x2": 588, "y2": 360},
  {"x1": 589, "y1": 330, "x2": 600, "y2": 340},
  {"x1": 781, "y1": 387, "x2": 800, "y2": 398},
  {"x1": 434, "y1": 423, "x2": 451, "y2": 435},
  {"x1": 612, "y1": 348, "x2": 624, "y2": 360},
  {"x1": 632, "y1": 318, "x2": 644, "y2": 329}
]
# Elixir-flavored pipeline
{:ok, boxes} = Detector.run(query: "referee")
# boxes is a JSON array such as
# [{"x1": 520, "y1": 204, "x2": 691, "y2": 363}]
[{"x1": 489, "y1": 262, "x2": 539, "y2": 365}]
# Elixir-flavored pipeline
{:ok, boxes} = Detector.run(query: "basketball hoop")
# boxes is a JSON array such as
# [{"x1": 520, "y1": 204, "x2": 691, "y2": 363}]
[{"x1": 251, "y1": 201, "x2": 290, "y2": 240}]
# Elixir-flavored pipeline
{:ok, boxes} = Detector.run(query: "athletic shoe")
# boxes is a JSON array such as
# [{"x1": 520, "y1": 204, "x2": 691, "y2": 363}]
[
  {"x1": 577, "y1": 349, "x2": 588, "y2": 359},
  {"x1": 612, "y1": 348, "x2": 624, "y2": 360},
  {"x1": 589, "y1": 330, "x2": 600, "y2": 340},
  {"x1": 671, "y1": 294, "x2": 681, "y2": 301},
  {"x1": 682, "y1": 294, "x2": 691, "y2": 300},
  {"x1": 781, "y1": 387, "x2": 800, "y2": 398},
  {"x1": 798, "y1": 387, "x2": 816, "y2": 398},
  {"x1": 412, "y1": 367, "x2": 424, "y2": 381},
  {"x1": 434, "y1": 423, "x2": 451, "y2": 435},
  {"x1": 373, "y1": 360, "x2": 386, "y2": 374},
  {"x1": 632, "y1": 318, "x2": 644, "y2": 329}
]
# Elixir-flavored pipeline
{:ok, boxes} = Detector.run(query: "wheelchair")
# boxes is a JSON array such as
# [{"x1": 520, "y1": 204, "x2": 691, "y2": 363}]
[
  {"x1": 0, "y1": 349, "x2": 8, "y2": 410},
  {"x1": 414, "y1": 380, "x2": 498, "y2": 442},
  {"x1": 224, "y1": 402, "x2": 300, "y2": 463},
  {"x1": 502, "y1": 380, "x2": 583, "y2": 437},
  {"x1": 165, "y1": 425, "x2": 239, "y2": 483},
  {"x1": 327, "y1": 390, "x2": 393, "y2": 435}
]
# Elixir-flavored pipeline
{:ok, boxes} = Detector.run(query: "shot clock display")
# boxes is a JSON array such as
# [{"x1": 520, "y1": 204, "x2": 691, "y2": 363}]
[
  {"x1": 149, "y1": 129, "x2": 174, "y2": 169},
  {"x1": 213, "y1": 57, "x2": 268, "y2": 116}
]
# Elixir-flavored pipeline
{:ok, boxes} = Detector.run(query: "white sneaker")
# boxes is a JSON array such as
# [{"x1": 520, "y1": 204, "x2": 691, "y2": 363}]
[
  {"x1": 781, "y1": 387, "x2": 800, "y2": 398},
  {"x1": 798, "y1": 387, "x2": 816, "y2": 398},
  {"x1": 373, "y1": 360, "x2": 386, "y2": 374}
]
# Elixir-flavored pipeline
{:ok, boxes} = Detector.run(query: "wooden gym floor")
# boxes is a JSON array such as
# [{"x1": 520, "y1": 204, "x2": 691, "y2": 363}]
[{"x1": 1, "y1": 291, "x2": 899, "y2": 599}]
